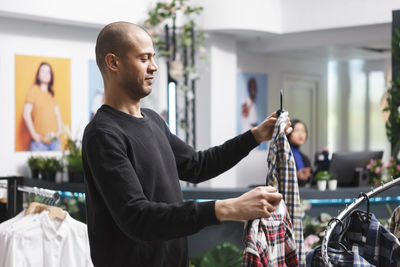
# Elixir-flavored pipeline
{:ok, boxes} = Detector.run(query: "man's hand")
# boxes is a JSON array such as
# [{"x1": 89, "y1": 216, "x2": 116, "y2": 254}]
[
  {"x1": 215, "y1": 186, "x2": 283, "y2": 222},
  {"x1": 251, "y1": 113, "x2": 292, "y2": 144}
]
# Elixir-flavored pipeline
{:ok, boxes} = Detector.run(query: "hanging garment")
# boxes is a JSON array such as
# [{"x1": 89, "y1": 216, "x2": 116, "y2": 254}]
[
  {"x1": 341, "y1": 210, "x2": 400, "y2": 266},
  {"x1": 265, "y1": 111, "x2": 305, "y2": 265},
  {"x1": 306, "y1": 245, "x2": 375, "y2": 266},
  {"x1": 389, "y1": 205, "x2": 400, "y2": 239},
  {"x1": 242, "y1": 201, "x2": 299, "y2": 267},
  {"x1": 307, "y1": 209, "x2": 400, "y2": 266},
  {"x1": 0, "y1": 209, "x2": 93, "y2": 267}
]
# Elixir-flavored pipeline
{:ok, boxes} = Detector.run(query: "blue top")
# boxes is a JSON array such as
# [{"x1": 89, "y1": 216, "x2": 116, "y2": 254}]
[{"x1": 291, "y1": 146, "x2": 305, "y2": 170}]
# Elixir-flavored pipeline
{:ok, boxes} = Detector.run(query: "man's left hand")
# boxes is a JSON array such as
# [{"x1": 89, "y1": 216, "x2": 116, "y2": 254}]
[{"x1": 251, "y1": 112, "x2": 292, "y2": 143}]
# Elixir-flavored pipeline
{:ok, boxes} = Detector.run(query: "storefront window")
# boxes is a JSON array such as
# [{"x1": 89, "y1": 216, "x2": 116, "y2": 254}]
[
  {"x1": 327, "y1": 60, "x2": 389, "y2": 155},
  {"x1": 368, "y1": 71, "x2": 389, "y2": 153},
  {"x1": 349, "y1": 60, "x2": 366, "y2": 151}
]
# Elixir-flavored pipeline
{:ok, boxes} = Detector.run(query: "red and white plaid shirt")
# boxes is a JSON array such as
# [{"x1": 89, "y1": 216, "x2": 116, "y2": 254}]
[
  {"x1": 242, "y1": 201, "x2": 299, "y2": 267},
  {"x1": 242, "y1": 111, "x2": 305, "y2": 266}
]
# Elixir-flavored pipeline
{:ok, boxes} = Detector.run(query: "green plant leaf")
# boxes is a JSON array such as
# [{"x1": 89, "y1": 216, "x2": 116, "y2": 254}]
[{"x1": 200, "y1": 243, "x2": 242, "y2": 267}]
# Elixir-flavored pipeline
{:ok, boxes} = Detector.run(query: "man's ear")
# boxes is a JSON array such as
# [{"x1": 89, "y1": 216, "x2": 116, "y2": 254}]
[{"x1": 105, "y1": 53, "x2": 119, "y2": 72}]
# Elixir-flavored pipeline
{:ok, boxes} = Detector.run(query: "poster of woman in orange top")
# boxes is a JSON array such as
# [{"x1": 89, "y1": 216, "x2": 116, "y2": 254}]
[{"x1": 15, "y1": 55, "x2": 71, "y2": 152}]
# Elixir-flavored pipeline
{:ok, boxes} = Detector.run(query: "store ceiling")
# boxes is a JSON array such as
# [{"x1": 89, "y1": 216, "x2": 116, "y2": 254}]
[{"x1": 217, "y1": 23, "x2": 391, "y2": 61}]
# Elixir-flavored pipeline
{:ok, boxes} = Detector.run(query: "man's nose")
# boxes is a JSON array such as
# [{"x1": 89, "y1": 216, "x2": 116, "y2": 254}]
[{"x1": 149, "y1": 59, "x2": 158, "y2": 72}]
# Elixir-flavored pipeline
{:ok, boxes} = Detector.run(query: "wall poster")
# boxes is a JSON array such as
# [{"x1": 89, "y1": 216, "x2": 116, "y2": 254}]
[
  {"x1": 237, "y1": 72, "x2": 268, "y2": 150},
  {"x1": 15, "y1": 54, "x2": 71, "y2": 152}
]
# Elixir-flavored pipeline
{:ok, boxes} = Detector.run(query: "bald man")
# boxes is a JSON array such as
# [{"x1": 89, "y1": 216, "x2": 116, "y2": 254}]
[{"x1": 82, "y1": 22, "x2": 289, "y2": 267}]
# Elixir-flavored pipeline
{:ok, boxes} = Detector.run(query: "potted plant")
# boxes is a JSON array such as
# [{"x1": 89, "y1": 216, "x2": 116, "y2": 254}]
[
  {"x1": 37, "y1": 157, "x2": 47, "y2": 179},
  {"x1": 65, "y1": 138, "x2": 84, "y2": 183},
  {"x1": 328, "y1": 173, "x2": 338, "y2": 190},
  {"x1": 314, "y1": 171, "x2": 330, "y2": 191},
  {"x1": 42, "y1": 157, "x2": 62, "y2": 182},
  {"x1": 27, "y1": 155, "x2": 41, "y2": 179}
]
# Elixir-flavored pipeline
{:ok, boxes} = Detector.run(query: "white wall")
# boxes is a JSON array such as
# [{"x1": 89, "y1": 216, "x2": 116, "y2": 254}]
[
  {"x1": 0, "y1": 0, "x2": 153, "y2": 28},
  {"x1": 281, "y1": 0, "x2": 400, "y2": 33},
  {"x1": 192, "y1": 0, "x2": 282, "y2": 33},
  {"x1": 207, "y1": 33, "x2": 238, "y2": 188},
  {"x1": 192, "y1": 0, "x2": 399, "y2": 34}
]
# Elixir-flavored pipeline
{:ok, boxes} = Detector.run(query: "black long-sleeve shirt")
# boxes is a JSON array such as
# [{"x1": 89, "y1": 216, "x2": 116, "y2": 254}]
[{"x1": 82, "y1": 105, "x2": 259, "y2": 267}]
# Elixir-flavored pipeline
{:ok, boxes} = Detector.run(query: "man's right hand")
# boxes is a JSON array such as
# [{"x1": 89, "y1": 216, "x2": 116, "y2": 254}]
[{"x1": 214, "y1": 186, "x2": 282, "y2": 222}]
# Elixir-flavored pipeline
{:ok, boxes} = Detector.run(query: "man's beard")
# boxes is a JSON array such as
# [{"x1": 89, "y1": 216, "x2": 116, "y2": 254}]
[{"x1": 123, "y1": 78, "x2": 152, "y2": 99}]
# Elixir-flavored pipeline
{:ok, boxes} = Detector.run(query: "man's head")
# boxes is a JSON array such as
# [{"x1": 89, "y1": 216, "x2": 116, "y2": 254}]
[{"x1": 95, "y1": 22, "x2": 158, "y2": 99}]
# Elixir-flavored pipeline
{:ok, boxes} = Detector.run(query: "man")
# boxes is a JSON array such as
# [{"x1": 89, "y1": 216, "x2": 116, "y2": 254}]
[{"x1": 82, "y1": 22, "x2": 291, "y2": 267}]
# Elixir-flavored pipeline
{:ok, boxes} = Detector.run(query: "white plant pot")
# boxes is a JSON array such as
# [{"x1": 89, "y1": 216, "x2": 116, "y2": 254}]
[
  {"x1": 328, "y1": 179, "x2": 337, "y2": 190},
  {"x1": 317, "y1": 180, "x2": 327, "y2": 191}
]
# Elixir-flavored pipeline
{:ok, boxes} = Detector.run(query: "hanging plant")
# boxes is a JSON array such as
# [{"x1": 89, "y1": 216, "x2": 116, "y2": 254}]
[
  {"x1": 143, "y1": 0, "x2": 206, "y2": 146},
  {"x1": 143, "y1": 0, "x2": 206, "y2": 82},
  {"x1": 385, "y1": 25, "x2": 400, "y2": 159}
]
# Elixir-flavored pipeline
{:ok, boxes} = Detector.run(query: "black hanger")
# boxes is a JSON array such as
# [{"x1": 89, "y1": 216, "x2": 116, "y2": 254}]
[
  {"x1": 276, "y1": 90, "x2": 284, "y2": 117},
  {"x1": 328, "y1": 241, "x2": 353, "y2": 256},
  {"x1": 358, "y1": 192, "x2": 371, "y2": 223},
  {"x1": 328, "y1": 217, "x2": 345, "y2": 236},
  {"x1": 323, "y1": 218, "x2": 353, "y2": 257}
]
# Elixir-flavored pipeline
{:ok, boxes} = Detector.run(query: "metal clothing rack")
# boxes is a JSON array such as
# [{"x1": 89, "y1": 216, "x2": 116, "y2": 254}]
[
  {"x1": 321, "y1": 176, "x2": 400, "y2": 266},
  {"x1": 0, "y1": 176, "x2": 60, "y2": 220}
]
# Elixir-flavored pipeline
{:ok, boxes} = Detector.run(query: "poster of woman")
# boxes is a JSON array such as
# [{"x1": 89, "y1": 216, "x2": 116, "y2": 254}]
[
  {"x1": 237, "y1": 72, "x2": 268, "y2": 150},
  {"x1": 15, "y1": 54, "x2": 71, "y2": 152}
]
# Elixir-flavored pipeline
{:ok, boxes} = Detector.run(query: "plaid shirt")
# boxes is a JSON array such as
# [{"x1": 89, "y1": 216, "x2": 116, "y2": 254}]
[
  {"x1": 242, "y1": 201, "x2": 299, "y2": 267},
  {"x1": 306, "y1": 246, "x2": 375, "y2": 266},
  {"x1": 343, "y1": 211, "x2": 400, "y2": 266},
  {"x1": 389, "y1": 205, "x2": 400, "y2": 239},
  {"x1": 265, "y1": 111, "x2": 305, "y2": 265},
  {"x1": 307, "y1": 210, "x2": 400, "y2": 266}
]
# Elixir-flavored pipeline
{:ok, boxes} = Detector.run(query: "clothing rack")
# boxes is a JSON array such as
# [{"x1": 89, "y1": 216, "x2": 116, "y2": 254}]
[
  {"x1": 321, "y1": 176, "x2": 400, "y2": 266},
  {"x1": 0, "y1": 176, "x2": 60, "y2": 220}
]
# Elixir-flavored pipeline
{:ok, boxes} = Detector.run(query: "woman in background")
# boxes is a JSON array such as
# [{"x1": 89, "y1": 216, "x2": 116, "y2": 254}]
[
  {"x1": 23, "y1": 62, "x2": 62, "y2": 151},
  {"x1": 288, "y1": 119, "x2": 311, "y2": 186}
]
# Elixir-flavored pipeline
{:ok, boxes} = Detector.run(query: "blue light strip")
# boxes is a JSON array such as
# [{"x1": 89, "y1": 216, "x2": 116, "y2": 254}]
[
  {"x1": 307, "y1": 196, "x2": 400, "y2": 205},
  {"x1": 57, "y1": 191, "x2": 85, "y2": 198},
  {"x1": 187, "y1": 196, "x2": 400, "y2": 205}
]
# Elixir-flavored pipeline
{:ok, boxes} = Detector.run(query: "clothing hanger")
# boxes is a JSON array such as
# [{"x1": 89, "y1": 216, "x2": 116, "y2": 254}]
[
  {"x1": 324, "y1": 217, "x2": 354, "y2": 257},
  {"x1": 25, "y1": 201, "x2": 66, "y2": 221},
  {"x1": 357, "y1": 192, "x2": 371, "y2": 223},
  {"x1": 276, "y1": 90, "x2": 284, "y2": 117},
  {"x1": 321, "y1": 177, "x2": 400, "y2": 266}
]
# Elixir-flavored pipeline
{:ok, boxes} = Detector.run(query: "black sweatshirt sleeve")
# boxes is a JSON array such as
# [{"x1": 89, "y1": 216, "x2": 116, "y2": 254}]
[
  {"x1": 83, "y1": 130, "x2": 219, "y2": 242},
  {"x1": 169, "y1": 130, "x2": 260, "y2": 183}
]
